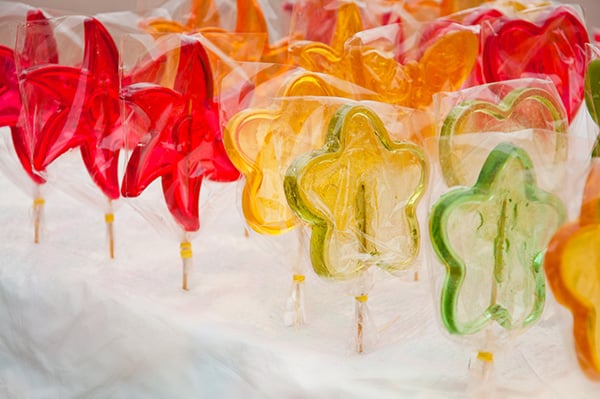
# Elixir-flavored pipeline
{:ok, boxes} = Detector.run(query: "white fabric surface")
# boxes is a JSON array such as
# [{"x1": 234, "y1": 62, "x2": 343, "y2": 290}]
[{"x1": 0, "y1": 131, "x2": 599, "y2": 399}]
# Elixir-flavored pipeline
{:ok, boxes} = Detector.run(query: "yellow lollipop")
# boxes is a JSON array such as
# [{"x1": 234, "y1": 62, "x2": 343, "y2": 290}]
[{"x1": 284, "y1": 104, "x2": 428, "y2": 279}]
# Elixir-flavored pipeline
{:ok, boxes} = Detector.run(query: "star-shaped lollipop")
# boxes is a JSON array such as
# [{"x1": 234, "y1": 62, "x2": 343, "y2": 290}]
[
  {"x1": 122, "y1": 35, "x2": 239, "y2": 232},
  {"x1": 285, "y1": 104, "x2": 428, "y2": 279}
]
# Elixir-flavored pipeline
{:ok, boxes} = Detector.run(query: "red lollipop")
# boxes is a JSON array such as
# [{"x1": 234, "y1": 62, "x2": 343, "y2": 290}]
[
  {"x1": 1, "y1": 10, "x2": 56, "y2": 243},
  {"x1": 121, "y1": 35, "x2": 240, "y2": 289},
  {"x1": 482, "y1": 5, "x2": 589, "y2": 121},
  {"x1": 15, "y1": 17, "x2": 121, "y2": 253}
]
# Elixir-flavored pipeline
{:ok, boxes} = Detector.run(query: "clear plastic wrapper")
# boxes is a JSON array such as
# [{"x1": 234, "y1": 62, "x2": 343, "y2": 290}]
[
  {"x1": 284, "y1": 104, "x2": 428, "y2": 350},
  {"x1": 425, "y1": 131, "x2": 591, "y2": 398},
  {"x1": 120, "y1": 32, "x2": 240, "y2": 290}
]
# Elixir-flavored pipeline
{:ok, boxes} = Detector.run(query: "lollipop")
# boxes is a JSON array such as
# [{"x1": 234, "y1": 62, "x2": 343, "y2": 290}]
[
  {"x1": 15, "y1": 17, "x2": 121, "y2": 255},
  {"x1": 543, "y1": 59, "x2": 600, "y2": 380},
  {"x1": 3, "y1": 10, "x2": 56, "y2": 243},
  {"x1": 121, "y1": 35, "x2": 240, "y2": 290},
  {"x1": 438, "y1": 83, "x2": 568, "y2": 187},
  {"x1": 481, "y1": 5, "x2": 589, "y2": 121},
  {"x1": 285, "y1": 104, "x2": 428, "y2": 351},
  {"x1": 429, "y1": 141, "x2": 565, "y2": 392}
]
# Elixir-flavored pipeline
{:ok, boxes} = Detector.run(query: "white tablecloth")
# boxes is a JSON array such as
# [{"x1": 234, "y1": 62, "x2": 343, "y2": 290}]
[{"x1": 0, "y1": 135, "x2": 598, "y2": 399}]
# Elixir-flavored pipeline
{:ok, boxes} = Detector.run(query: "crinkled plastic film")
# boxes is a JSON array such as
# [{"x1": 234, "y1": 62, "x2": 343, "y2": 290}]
[
  {"x1": 545, "y1": 150, "x2": 600, "y2": 381},
  {"x1": 220, "y1": 59, "x2": 427, "y2": 327},
  {"x1": 121, "y1": 32, "x2": 239, "y2": 234},
  {"x1": 137, "y1": 0, "x2": 236, "y2": 34}
]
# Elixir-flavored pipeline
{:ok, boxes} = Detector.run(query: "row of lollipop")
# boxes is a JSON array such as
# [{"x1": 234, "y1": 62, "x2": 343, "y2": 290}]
[{"x1": 0, "y1": 0, "x2": 599, "y2": 391}]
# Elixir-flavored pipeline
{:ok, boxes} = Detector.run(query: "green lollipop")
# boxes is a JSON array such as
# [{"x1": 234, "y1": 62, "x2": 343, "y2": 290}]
[{"x1": 430, "y1": 142, "x2": 566, "y2": 335}]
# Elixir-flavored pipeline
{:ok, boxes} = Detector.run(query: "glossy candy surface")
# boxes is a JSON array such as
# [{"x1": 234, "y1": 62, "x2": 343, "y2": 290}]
[
  {"x1": 430, "y1": 142, "x2": 565, "y2": 335},
  {"x1": 285, "y1": 105, "x2": 427, "y2": 280},
  {"x1": 121, "y1": 36, "x2": 239, "y2": 232}
]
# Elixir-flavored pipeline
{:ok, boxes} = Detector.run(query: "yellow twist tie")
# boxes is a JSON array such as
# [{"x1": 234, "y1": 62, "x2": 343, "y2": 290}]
[
  {"x1": 180, "y1": 241, "x2": 193, "y2": 259},
  {"x1": 477, "y1": 351, "x2": 494, "y2": 363},
  {"x1": 293, "y1": 274, "x2": 305, "y2": 282},
  {"x1": 355, "y1": 294, "x2": 368, "y2": 303},
  {"x1": 33, "y1": 198, "x2": 45, "y2": 206},
  {"x1": 105, "y1": 213, "x2": 115, "y2": 224}
]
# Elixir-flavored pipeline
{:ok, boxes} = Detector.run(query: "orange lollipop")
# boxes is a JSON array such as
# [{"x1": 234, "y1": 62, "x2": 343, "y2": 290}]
[{"x1": 544, "y1": 59, "x2": 600, "y2": 380}]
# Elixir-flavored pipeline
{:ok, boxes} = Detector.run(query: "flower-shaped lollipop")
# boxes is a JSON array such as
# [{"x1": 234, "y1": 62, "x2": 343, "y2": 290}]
[
  {"x1": 430, "y1": 141, "x2": 565, "y2": 335},
  {"x1": 429, "y1": 141, "x2": 565, "y2": 393},
  {"x1": 543, "y1": 58, "x2": 600, "y2": 380},
  {"x1": 285, "y1": 104, "x2": 427, "y2": 350},
  {"x1": 121, "y1": 35, "x2": 240, "y2": 290}
]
